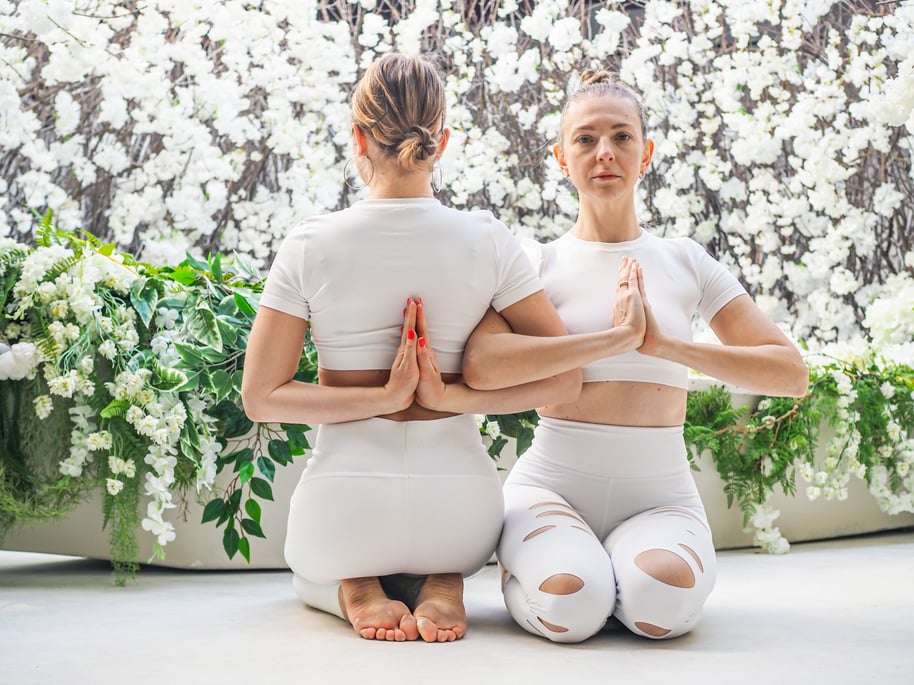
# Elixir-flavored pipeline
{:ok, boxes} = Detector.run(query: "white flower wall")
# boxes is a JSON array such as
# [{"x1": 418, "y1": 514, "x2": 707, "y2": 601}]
[{"x1": 1, "y1": 0, "x2": 913, "y2": 345}]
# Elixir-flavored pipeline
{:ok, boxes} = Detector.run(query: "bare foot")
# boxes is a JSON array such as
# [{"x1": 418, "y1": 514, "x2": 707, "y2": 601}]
[
  {"x1": 413, "y1": 573, "x2": 467, "y2": 642},
  {"x1": 339, "y1": 577, "x2": 419, "y2": 642}
]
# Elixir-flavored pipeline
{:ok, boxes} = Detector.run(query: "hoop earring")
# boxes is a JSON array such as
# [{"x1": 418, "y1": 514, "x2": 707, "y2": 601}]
[
  {"x1": 638, "y1": 169, "x2": 646, "y2": 181},
  {"x1": 343, "y1": 158, "x2": 373, "y2": 191},
  {"x1": 432, "y1": 161, "x2": 443, "y2": 193}
]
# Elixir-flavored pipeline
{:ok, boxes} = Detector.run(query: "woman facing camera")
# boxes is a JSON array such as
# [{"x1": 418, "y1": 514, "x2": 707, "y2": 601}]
[{"x1": 462, "y1": 70, "x2": 808, "y2": 643}]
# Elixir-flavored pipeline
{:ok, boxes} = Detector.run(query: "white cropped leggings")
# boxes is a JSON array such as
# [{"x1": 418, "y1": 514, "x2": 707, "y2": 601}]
[
  {"x1": 499, "y1": 417, "x2": 716, "y2": 642},
  {"x1": 284, "y1": 414, "x2": 504, "y2": 619}
]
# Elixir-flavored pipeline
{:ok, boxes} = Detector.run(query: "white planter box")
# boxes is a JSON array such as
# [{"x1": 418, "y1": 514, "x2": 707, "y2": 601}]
[{"x1": 5, "y1": 380, "x2": 914, "y2": 568}]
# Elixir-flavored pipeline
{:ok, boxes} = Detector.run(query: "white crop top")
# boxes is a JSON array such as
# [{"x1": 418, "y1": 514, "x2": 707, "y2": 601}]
[
  {"x1": 259, "y1": 198, "x2": 542, "y2": 373},
  {"x1": 526, "y1": 230, "x2": 747, "y2": 389}
]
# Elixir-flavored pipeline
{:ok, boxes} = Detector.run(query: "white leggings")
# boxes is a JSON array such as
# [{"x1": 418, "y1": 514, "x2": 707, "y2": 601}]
[
  {"x1": 284, "y1": 414, "x2": 504, "y2": 618},
  {"x1": 499, "y1": 417, "x2": 716, "y2": 642}
]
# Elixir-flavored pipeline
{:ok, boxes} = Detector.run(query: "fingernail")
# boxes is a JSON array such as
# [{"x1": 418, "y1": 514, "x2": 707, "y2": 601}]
[
  {"x1": 418, "y1": 337, "x2": 426, "y2": 348},
  {"x1": 400, "y1": 326, "x2": 403, "y2": 332},
  {"x1": 417, "y1": 297, "x2": 423, "y2": 305},
  {"x1": 402, "y1": 308, "x2": 407, "y2": 316},
  {"x1": 408, "y1": 329, "x2": 416, "y2": 340}
]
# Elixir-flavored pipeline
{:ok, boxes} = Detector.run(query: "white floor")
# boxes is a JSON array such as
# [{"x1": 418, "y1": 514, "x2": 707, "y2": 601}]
[{"x1": 1, "y1": 530, "x2": 913, "y2": 685}]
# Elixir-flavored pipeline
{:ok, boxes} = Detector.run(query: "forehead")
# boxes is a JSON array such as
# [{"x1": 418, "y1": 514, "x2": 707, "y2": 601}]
[{"x1": 563, "y1": 93, "x2": 641, "y2": 131}]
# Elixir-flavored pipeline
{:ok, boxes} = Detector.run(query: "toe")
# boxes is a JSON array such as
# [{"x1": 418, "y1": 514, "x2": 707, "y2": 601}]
[{"x1": 400, "y1": 614, "x2": 420, "y2": 641}]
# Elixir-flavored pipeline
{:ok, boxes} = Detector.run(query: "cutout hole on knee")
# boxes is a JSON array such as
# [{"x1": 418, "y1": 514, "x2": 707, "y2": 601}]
[
  {"x1": 529, "y1": 500, "x2": 574, "y2": 511},
  {"x1": 539, "y1": 572, "x2": 584, "y2": 596},
  {"x1": 635, "y1": 548, "x2": 695, "y2": 589}
]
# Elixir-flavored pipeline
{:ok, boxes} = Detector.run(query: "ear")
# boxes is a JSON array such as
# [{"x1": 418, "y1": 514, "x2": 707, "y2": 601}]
[
  {"x1": 553, "y1": 143, "x2": 569, "y2": 176},
  {"x1": 436, "y1": 127, "x2": 451, "y2": 158},
  {"x1": 352, "y1": 124, "x2": 369, "y2": 157},
  {"x1": 640, "y1": 138, "x2": 655, "y2": 175}
]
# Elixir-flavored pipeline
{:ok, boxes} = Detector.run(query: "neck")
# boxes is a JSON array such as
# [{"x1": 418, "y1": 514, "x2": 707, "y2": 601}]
[
  {"x1": 368, "y1": 169, "x2": 435, "y2": 200},
  {"x1": 572, "y1": 199, "x2": 641, "y2": 243}
]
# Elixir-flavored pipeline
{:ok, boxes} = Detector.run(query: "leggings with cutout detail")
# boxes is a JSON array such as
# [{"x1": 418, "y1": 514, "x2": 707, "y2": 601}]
[{"x1": 498, "y1": 417, "x2": 716, "y2": 642}]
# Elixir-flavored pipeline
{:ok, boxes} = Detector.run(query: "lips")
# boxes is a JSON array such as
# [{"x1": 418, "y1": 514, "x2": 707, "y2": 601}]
[{"x1": 592, "y1": 172, "x2": 621, "y2": 181}]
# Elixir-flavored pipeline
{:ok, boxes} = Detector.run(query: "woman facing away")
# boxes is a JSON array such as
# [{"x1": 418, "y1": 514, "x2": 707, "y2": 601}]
[
  {"x1": 461, "y1": 70, "x2": 809, "y2": 643},
  {"x1": 241, "y1": 54, "x2": 647, "y2": 643}
]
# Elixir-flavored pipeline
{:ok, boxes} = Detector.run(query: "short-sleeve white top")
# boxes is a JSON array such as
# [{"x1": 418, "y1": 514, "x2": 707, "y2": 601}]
[
  {"x1": 259, "y1": 198, "x2": 542, "y2": 373},
  {"x1": 525, "y1": 229, "x2": 747, "y2": 389}
]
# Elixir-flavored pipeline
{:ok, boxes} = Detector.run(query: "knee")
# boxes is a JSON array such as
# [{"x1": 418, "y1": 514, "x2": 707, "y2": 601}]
[
  {"x1": 615, "y1": 547, "x2": 716, "y2": 639},
  {"x1": 512, "y1": 571, "x2": 616, "y2": 643}
]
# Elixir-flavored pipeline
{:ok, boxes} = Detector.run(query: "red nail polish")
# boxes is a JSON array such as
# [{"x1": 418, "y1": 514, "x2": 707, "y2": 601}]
[
  {"x1": 402, "y1": 308, "x2": 406, "y2": 316},
  {"x1": 408, "y1": 329, "x2": 415, "y2": 340},
  {"x1": 417, "y1": 297, "x2": 423, "y2": 305},
  {"x1": 418, "y1": 337, "x2": 426, "y2": 348}
]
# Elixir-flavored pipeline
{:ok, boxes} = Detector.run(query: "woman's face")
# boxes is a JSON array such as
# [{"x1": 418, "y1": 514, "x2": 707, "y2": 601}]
[{"x1": 555, "y1": 93, "x2": 653, "y2": 203}]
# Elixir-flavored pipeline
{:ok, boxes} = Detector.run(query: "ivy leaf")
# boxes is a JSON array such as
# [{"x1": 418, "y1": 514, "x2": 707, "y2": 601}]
[
  {"x1": 186, "y1": 306, "x2": 223, "y2": 352},
  {"x1": 154, "y1": 360, "x2": 189, "y2": 391},
  {"x1": 129, "y1": 278, "x2": 159, "y2": 329},
  {"x1": 233, "y1": 292, "x2": 256, "y2": 316},
  {"x1": 210, "y1": 368, "x2": 232, "y2": 402},
  {"x1": 250, "y1": 477, "x2": 274, "y2": 501}
]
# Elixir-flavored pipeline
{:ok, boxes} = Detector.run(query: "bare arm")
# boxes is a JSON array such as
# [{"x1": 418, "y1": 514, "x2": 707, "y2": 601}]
[
  {"x1": 462, "y1": 257, "x2": 645, "y2": 390},
  {"x1": 635, "y1": 267, "x2": 809, "y2": 398},
  {"x1": 414, "y1": 299, "x2": 581, "y2": 414},
  {"x1": 241, "y1": 303, "x2": 420, "y2": 424}
]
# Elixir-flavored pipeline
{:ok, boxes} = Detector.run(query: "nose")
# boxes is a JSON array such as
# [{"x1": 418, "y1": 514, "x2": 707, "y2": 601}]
[{"x1": 596, "y1": 139, "x2": 614, "y2": 162}]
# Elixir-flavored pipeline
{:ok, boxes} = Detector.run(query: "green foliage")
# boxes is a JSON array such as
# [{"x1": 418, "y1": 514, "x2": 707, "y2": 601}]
[{"x1": 0, "y1": 218, "x2": 317, "y2": 583}]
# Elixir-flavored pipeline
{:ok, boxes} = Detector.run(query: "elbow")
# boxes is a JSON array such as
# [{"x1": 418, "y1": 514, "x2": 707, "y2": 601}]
[
  {"x1": 789, "y1": 363, "x2": 810, "y2": 399},
  {"x1": 462, "y1": 348, "x2": 501, "y2": 390},
  {"x1": 240, "y1": 382, "x2": 269, "y2": 423}
]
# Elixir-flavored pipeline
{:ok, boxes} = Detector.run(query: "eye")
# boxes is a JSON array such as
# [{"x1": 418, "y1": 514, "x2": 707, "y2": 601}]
[
  {"x1": 575, "y1": 135, "x2": 594, "y2": 144},
  {"x1": 615, "y1": 133, "x2": 633, "y2": 142}
]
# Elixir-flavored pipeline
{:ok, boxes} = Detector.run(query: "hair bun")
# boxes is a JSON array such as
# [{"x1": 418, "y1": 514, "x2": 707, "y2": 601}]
[
  {"x1": 399, "y1": 126, "x2": 437, "y2": 163},
  {"x1": 580, "y1": 69, "x2": 614, "y2": 87}
]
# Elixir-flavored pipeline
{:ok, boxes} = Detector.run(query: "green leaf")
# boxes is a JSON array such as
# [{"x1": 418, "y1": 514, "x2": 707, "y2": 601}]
[
  {"x1": 237, "y1": 536, "x2": 251, "y2": 562},
  {"x1": 173, "y1": 342, "x2": 206, "y2": 365},
  {"x1": 241, "y1": 518, "x2": 266, "y2": 538},
  {"x1": 154, "y1": 361, "x2": 189, "y2": 391},
  {"x1": 228, "y1": 488, "x2": 243, "y2": 512},
  {"x1": 210, "y1": 253, "x2": 223, "y2": 282},
  {"x1": 244, "y1": 498, "x2": 262, "y2": 523},
  {"x1": 268, "y1": 439, "x2": 292, "y2": 466},
  {"x1": 223, "y1": 527, "x2": 240, "y2": 559},
  {"x1": 256, "y1": 456, "x2": 276, "y2": 482},
  {"x1": 210, "y1": 368, "x2": 232, "y2": 402},
  {"x1": 183, "y1": 252, "x2": 209, "y2": 272},
  {"x1": 168, "y1": 267, "x2": 197, "y2": 285},
  {"x1": 201, "y1": 498, "x2": 226, "y2": 524},
  {"x1": 233, "y1": 291, "x2": 256, "y2": 316},
  {"x1": 238, "y1": 460, "x2": 255, "y2": 484},
  {"x1": 250, "y1": 477, "x2": 274, "y2": 501},
  {"x1": 185, "y1": 306, "x2": 223, "y2": 352},
  {"x1": 129, "y1": 278, "x2": 159, "y2": 329},
  {"x1": 231, "y1": 447, "x2": 255, "y2": 465}
]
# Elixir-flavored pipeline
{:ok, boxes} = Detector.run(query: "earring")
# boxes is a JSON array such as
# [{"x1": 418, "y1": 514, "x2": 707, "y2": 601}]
[
  {"x1": 638, "y1": 169, "x2": 646, "y2": 181},
  {"x1": 343, "y1": 157, "x2": 373, "y2": 191},
  {"x1": 432, "y1": 161, "x2": 443, "y2": 193}
]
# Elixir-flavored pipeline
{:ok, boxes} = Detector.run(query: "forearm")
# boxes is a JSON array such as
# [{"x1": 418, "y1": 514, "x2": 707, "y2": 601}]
[
  {"x1": 463, "y1": 327, "x2": 639, "y2": 391},
  {"x1": 242, "y1": 379, "x2": 405, "y2": 425},
  {"x1": 651, "y1": 337, "x2": 809, "y2": 397},
  {"x1": 424, "y1": 370, "x2": 582, "y2": 415}
]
